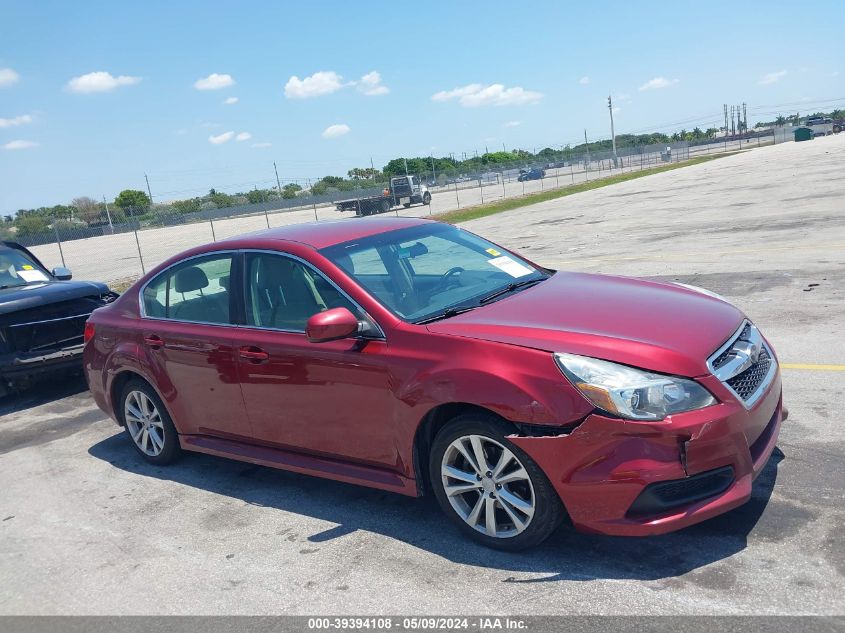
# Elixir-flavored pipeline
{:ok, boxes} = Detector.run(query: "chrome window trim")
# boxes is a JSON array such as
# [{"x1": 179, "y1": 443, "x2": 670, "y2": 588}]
[
  {"x1": 137, "y1": 248, "x2": 386, "y2": 340},
  {"x1": 240, "y1": 249, "x2": 386, "y2": 340},
  {"x1": 707, "y1": 319, "x2": 778, "y2": 410},
  {"x1": 137, "y1": 250, "x2": 238, "y2": 326},
  {"x1": 10, "y1": 312, "x2": 93, "y2": 327}
]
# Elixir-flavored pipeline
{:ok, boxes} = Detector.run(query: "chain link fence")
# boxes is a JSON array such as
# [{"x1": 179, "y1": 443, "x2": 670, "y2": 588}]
[{"x1": 7, "y1": 132, "x2": 775, "y2": 289}]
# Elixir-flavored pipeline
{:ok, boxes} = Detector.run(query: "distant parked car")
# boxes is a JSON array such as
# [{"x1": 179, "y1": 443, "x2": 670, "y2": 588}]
[
  {"x1": 0, "y1": 241, "x2": 118, "y2": 396},
  {"x1": 517, "y1": 168, "x2": 545, "y2": 182}
]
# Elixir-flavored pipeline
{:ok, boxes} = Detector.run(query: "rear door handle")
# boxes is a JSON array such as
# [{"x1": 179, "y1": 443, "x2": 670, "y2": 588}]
[
  {"x1": 239, "y1": 346, "x2": 269, "y2": 363},
  {"x1": 143, "y1": 335, "x2": 164, "y2": 349}
]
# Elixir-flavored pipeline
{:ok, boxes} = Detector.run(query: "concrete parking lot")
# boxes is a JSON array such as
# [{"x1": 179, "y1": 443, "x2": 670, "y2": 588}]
[{"x1": 1, "y1": 135, "x2": 843, "y2": 615}]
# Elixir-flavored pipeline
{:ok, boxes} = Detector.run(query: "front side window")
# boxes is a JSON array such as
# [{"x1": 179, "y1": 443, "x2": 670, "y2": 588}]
[
  {"x1": 320, "y1": 224, "x2": 548, "y2": 323},
  {"x1": 142, "y1": 254, "x2": 232, "y2": 324},
  {"x1": 244, "y1": 253, "x2": 360, "y2": 331}
]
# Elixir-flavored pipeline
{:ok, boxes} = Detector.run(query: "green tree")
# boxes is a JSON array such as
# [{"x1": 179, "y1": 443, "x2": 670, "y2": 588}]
[
  {"x1": 171, "y1": 198, "x2": 202, "y2": 214},
  {"x1": 209, "y1": 192, "x2": 235, "y2": 208},
  {"x1": 114, "y1": 190, "x2": 151, "y2": 213},
  {"x1": 246, "y1": 189, "x2": 267, "y2": 204},
  {"x1": 14, "y1": 214, "x2": 50, "y2": 236},
  {"x1": 282, "y1": 183, "x2": 302, "y2": 199}
]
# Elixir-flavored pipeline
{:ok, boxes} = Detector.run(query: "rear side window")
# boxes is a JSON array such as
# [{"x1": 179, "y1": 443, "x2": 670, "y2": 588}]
[{"x1": 142, "y1": 254, "x2": 233, "y2": 324}]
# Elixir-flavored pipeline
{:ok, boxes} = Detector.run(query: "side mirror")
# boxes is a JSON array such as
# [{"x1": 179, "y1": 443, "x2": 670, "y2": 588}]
[
  {"x1": 306, "y1": 307, "x2": 359, "y2": 343},
  {"x1": 52, "y1": 266, "x2": 72, "y2": 280}
]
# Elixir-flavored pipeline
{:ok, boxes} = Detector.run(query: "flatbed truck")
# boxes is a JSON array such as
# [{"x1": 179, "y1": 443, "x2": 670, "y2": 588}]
[{"x1": 336, "y1": 176, "x2": 431, "y2": 216}]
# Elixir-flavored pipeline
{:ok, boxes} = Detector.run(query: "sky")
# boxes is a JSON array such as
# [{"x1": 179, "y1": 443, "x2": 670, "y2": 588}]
[{"x1": 0, "y1": 0, "x2": 842, "y2": 213}]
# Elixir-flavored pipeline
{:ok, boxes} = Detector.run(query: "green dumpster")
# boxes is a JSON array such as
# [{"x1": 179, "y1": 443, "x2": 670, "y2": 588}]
[{"x1": 794, "y1": 127, "x2": 813, "y2": 142}]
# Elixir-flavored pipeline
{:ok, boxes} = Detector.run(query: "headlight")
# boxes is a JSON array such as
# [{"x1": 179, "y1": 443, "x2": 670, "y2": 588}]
[
  {"x1": 674, "y1": 282, "x2": 729, "y2": 303},
  {"x1": 554, "y1": 353, "x2": 716, "y2": 421}
]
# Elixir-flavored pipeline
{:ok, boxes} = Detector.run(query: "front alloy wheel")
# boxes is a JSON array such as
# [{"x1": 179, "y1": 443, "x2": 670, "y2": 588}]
[
  {"x1": 430, "y1": 414, "x2": 564, "y2": 550},
  {"x1": 441, "y1": 435, "x2": 535, "y2": 538}
]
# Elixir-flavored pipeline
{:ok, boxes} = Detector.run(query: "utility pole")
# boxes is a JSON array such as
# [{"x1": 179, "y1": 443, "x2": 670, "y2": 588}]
[
  {"x1": 608, "y1": 94, "x2": 618, "y2": 166},
  {"x1": 273, "y1": 161, "x2": 283, "y2": 200},
  {"x1": 430, "y1": 156, "x2": 437, "y2": 182},
  {"x1": 403, "y1": 157, "x2": 409, "y2": 176},
  {"x1": 584, "y1": 129, "x2": 591, "y2": 167},
  {"x1": 743, "y1": 102, "x2": 747, "y2": 134},
  {"x1": 144, "y1": 173, "x2": 154, "y2": 205},
  {"x1": 102, "y1": 195, "x2": 113, "y2": 229}
]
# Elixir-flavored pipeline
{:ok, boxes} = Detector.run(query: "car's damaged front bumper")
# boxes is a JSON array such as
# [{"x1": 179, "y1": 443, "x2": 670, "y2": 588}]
[{"x1": 509, "y1": 370, "x2": 783, "y2": 536}]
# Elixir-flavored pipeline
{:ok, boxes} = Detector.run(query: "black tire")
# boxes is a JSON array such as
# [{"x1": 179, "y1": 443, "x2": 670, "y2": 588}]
[
  {"x1": 429, "y1": 413, "x2": 564, "y2": 551},
  {"x1": 422, "y1": 192, "x2": 432, "y2": 205},
  {"x1": 403, "y1": 202, "x2": 412, "y2": 209},
  {"x1": 119, "y1": 378, "x2": 181, "y2": 465},
  {"x1": 380, "y1": 199, "x2": 391, "y2": 213}
]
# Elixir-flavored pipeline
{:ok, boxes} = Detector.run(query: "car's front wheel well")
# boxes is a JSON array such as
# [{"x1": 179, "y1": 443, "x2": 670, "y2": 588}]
[{"x1": 412, "y1": 403, "x2": 517, "y2": 496}]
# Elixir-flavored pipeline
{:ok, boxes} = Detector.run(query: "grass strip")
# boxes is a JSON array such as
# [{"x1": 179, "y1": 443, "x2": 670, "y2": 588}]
[{"x1": 434, "y1": 153, "x2": 735, "y2": 224}]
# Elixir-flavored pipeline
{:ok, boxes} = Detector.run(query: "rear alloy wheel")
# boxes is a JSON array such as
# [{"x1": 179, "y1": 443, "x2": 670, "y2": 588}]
[
  {"x1": 430, "y1": 414, "x2": 564, "y2": 550},
  {"x1": 423, "y1": 192, "x2": 432, "y2": 205},
  {"x1": 120, "y1": 379, "x2": 181, "y2": 464}
]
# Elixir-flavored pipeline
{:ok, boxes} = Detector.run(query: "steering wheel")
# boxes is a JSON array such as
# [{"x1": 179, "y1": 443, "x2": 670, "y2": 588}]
[{"x1": 433, "y1": 266, "x2": 465, "y2": 293}]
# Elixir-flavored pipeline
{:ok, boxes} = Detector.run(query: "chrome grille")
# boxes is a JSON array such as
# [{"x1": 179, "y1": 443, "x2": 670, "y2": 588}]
[
  {"x1": 726, "y1": 348, "x2": 772, "y2": 400},
  {"x1": 712, "y1": 323, "x2": 751, "y2": 369},
  {"x1": 708, "y1": 320, "x2": 777, "y2": 408}
]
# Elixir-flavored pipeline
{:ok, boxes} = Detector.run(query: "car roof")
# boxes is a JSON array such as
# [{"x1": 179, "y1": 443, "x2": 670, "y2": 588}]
[{"x1": 221, "y1": 216, "x2": 435, "y2": 250}]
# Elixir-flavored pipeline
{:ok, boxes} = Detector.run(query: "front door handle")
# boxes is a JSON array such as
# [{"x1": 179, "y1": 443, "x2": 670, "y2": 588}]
[
  {"x1": 144, "y1": 334, "x2": 164, "y2": 349},
  {"x1": 239, "y1": 346, "x2": 269, "y2": 363}
]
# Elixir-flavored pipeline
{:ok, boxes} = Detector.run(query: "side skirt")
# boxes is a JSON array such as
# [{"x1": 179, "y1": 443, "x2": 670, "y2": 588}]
[{"x1": 179, "y1": 434, "x2": 419, "y2": 497}]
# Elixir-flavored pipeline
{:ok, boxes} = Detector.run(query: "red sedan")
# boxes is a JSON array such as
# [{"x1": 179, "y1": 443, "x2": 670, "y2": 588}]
[{"x1": 83, "y1": 217, "x2": 783, "y2": 550}]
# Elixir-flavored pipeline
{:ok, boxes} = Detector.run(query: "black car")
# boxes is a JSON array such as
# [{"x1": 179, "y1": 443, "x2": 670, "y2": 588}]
[
  {"x1": 0, "y1": 241, "x2": 117, "y2": 396},
  {"x1": 517, "y1": 167, "x2": 546, "y2": 182}
]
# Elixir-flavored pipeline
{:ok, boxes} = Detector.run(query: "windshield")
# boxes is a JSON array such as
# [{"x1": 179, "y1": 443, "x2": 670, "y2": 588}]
[
  {"x1": 0, "y1": 246, "x2": 51, "y2": 289},
  {"x1": 320, "y1": 224, "x2": 548, "y2": 323}
]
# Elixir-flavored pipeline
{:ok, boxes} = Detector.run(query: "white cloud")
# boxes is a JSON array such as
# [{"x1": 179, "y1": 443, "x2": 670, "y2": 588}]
[
  {"x1": 235, "y1": 132, "x2": 251, "y2": 141},
  {"x1": 208, "y1": 131, "x2": 235, "y2": 144},
  {"x1": 3, "y1": 140, "x2": 38, "y2": 150},
  {"x1": 758, "y1": 70, "x2": 787, "y2": 85},
  {"x1": 638, "y1": 76, "x2": 679, "y2": 91},
  {"x1": 66, "y1": 71, "x2": 141, "y2": 93},
  {"x1": 251, "y1": 142, "x2": 272, "y2": 148},
  {"x1": 0, "y1": 114, "x2": 33, "y2": 128},
  {"x1": 357, "y1": 71, "x2": 389, "y2": 96},
  {"x1": 285, "y1": 71, "x2": 346, "y2": 98},
  {"x1": 616, "y1": 92, "x2": 632, "y2": 102},
  {"x1": 223, "y1": 96, "x2": 239, "y2": 105},
  {"x1": 194, "y1": 73, "x2": 235, "y2": 90},
  {"x1": 579, "y1": 76, "x2": 590, "y2": 85},
  {"x1": 322, "y1": 123, "x2": 350, "y2": 139},
  {"x1": 612, "y1": 106, "x2": 621, "y2": 114},
  {"x1": 0, "y1": 68, "x2": 20, "y2": 88},
  {"x1": 174, "y1": 128, "x2": 188, "y2": 135},
  {"x1": 431, "y1": 83, "x2": 543, "y2": 107},
  {"x1": 503, "y1": 120, "x2": 522, "y2": 127}
]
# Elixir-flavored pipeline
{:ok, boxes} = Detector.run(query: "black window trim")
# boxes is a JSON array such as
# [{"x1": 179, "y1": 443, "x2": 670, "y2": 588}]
[
  {"x1": 138, "y1": 250, "x2": 238, "y2": 328},
  {"x1": 238, "y1": 249, "x2": 385, "y2": 340}
]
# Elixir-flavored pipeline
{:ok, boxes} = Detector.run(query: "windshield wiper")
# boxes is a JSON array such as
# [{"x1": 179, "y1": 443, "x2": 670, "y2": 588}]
[
  {"x1": 415, "y1": 305, "x2": 479, "y2": 324},
  {"x1": 479, "y1": 276, "x2": 548, "y2": 305}
]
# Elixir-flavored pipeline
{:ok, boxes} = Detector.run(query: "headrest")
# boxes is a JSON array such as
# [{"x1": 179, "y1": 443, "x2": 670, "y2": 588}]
[{"x1": 173, "y1": 266, "x2": 209, "y2": 293}]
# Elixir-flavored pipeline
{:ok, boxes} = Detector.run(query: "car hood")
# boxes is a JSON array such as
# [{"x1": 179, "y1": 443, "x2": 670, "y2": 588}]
[
  {"x1": 0, "y1": 279, "x2": 110, "y2": 316},
  {"x1": 426, "y1": 272, "x2": 744, "y2": 377}
]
